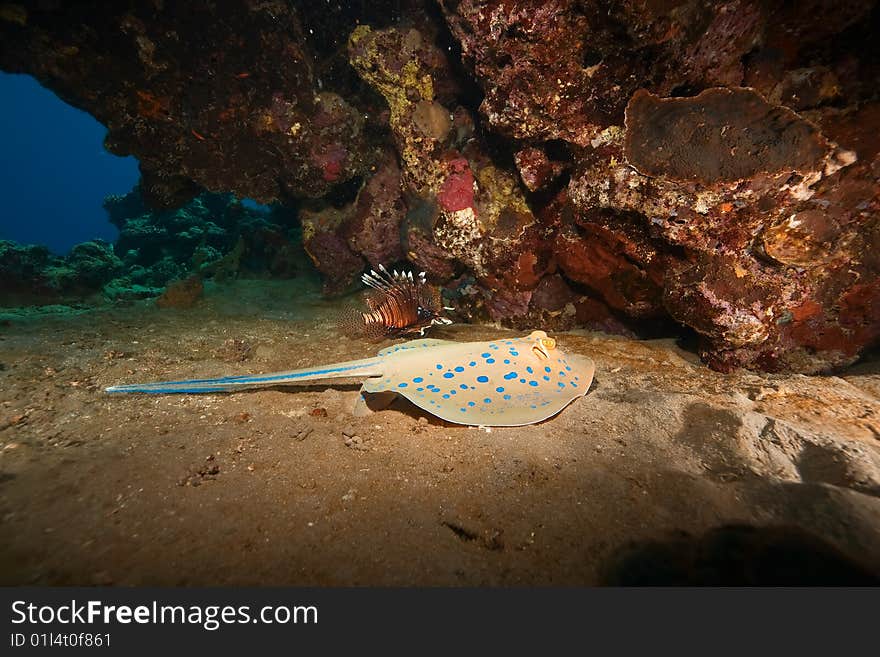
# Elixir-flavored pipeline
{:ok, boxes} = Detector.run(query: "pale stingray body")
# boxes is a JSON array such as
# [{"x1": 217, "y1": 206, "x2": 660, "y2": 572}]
[{"x1": 106, "y1": 331, "x2": 595, "y2": 427}]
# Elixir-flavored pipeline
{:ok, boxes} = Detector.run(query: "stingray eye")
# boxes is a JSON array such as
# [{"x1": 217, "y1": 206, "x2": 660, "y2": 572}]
[
  {"x1": 541, "y1": 337, "x2": 556, "y2": 350},
  {"x1": 532, "y1": 345, "x2": 548, "y2": 360}
]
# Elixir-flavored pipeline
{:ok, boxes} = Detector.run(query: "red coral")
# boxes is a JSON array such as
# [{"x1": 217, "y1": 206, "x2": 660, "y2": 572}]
[
  {"x1": 315, "y1": 144, "x2": 348, "y2": 182},
  {"x1": 438, "y1": 158, "x2": 474, "y2": 212}
]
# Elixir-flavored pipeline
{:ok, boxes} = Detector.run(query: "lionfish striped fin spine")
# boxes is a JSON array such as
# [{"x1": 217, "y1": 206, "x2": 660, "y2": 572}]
[
  {"x1": 361, "y1": 271, "x2": 391, "y2": 292},
  {"x1": 341, "y1": 263, "x2": 449, "y2": 340}
]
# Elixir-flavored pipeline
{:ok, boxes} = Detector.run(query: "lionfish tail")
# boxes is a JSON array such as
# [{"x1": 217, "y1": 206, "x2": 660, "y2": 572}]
[{"x1": 336, "y1": 306, "x2": 388, "y2": 341}]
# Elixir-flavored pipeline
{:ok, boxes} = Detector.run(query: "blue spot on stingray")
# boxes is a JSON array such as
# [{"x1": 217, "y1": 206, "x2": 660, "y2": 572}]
[
  {"x1": 574, "y1": 376, "x2": 580, "y2": 381},
  {"x1": 496, "y1": 386, "x2": 505, "y2": 393},
  {"x1": 510, "y1": 350, "x2": 519, "y2": 356},
  {"x1": 481, "y1": 352, "x2": 491, "y2": 358},
  {"x1": 443, "y1": 372, "x2": 454, "y2": 379},
  {"x1": 490, "y1": 344, "x2": 499, "y2": 350},
  {"x1": 398, "y1": 382, "x2": 408, "y2": 388},
  {"x1": 558, "y1": 382, "x2": 565, "y2": 388},
  {"x1": 520, "y1": 379, "x2": 526, "y2": 384},
  {"x1": 503, "y1": 394, "x2": 511, "y2": 400},
  {"x1": 559, "y1": 371, "x2": 566, "y2": 377},
  {"x1": 486, "y1": 358, "x2": 495, "y2": 364},
  {"x1": 413, "y1": 377, "x2": 423, "y2": 383},
  {"x1": 503, "y1": 372, "x2": 517, "y2": 380},
  {"x1": 476, "y1": 375, "x2": 489, "y2": 383},
  {"x1": 468, "y1": 361, "x2": 476, "y2": 367},
  {"x1": 529, "y1": 381, "x2": 538, "y2": 387},
  {"x1": 436, "y1": 364, "x2": 443, "y2": 370},
  {"x1": 460, "y1": 408, "x2": 466, "y2": 412},
  {"x1": 442, "y1": 394, "x2": 450, "y2": 399},
  {"x1": 530, "y1": 404, "x2": 537, "y2": 409},
  {"x1": 460, "y1": 384, "x2": 468, "y2": 390},
  {"x1": 566, "y1": 366, "x2": 572, "y2": 371},
  {"x1": 543, "y1": 375, "x2": 550, "y2": 381},
  {"x1": 484, "y1": 398, "x2": 491, "y2": 404},
  {"x1": 504, "y1": 340, "x2": 513, "y2": 345},
  {"x1": 454, "y1": 366, "x2": 464, "y2": 372},
  {"x1": 526, "y1": 366, "x2": 533, "y2": 374},
  {"x1": 450, "y1": 390, "x2": 457, "y2": 395},
  {"x1": 416, "y1": 387, "x2": 424, "y2": 391},
  {"x1": 468, "y1": 401, "x2": 475, "y2": 407},
  {"x1": 544, "y1": 366, "x2": 551, "y2": 373},
  {"x1": 570, "y1": 382, "x2": 578, "y2": 387},
  {"x1": 504, "y1": 359, "x2": 510, "y2": 364}
]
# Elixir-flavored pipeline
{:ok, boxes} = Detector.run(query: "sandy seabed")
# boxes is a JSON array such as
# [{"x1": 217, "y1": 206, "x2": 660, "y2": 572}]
[{"x1": 1, "y1": 277, "x2": 879, "y2": 585}]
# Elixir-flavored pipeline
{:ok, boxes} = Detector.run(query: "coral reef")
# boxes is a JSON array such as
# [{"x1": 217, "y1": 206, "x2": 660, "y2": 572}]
[
  {"x1": 347, "y1": 23, "x2": 553, "y2": 327},
  {"x1": 344, "y1": 152, "x2": 406, "y2": 269},
  {"x1": 434, "y1": 0, "x2": 880, "y2": 372},
  {"x1": 0, "y1": 1, "x2": 384, "y2": 207},
  {"x1": 0, "y1": 241, "x2": 60, "y2": 305},
  {"x1": 300, "y1": 205, "x2": 364, "y2": 296},
  {"x1": 0, "y1": 240, "x2": 122, "y2": 305},
  {"x1": 1, "y1": 188, "x2": 305, "y2": 307},
  {"x1": 106, "y1": 187, "x2": 305, "y2": 288},
  {"x1": 565, "y1": 87, "x2": 876, "y2": 372}
]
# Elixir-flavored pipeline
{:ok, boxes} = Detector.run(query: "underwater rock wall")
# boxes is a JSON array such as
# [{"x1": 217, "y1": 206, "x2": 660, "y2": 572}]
[
  {"x1": 1, "y1": 0, "x2": 878, "y2": 372},
  {"x1": 0, "y1": 1, "x2": 383, "y2": 207},
  {"x1": 438, "y1": 0, "x2": 880, "y2": 373}
]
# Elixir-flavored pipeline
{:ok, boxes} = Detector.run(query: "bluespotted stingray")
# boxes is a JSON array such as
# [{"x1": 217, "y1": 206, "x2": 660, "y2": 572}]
[{"x1": 105, "y1": 330, "x2": 595, "y2": 427}]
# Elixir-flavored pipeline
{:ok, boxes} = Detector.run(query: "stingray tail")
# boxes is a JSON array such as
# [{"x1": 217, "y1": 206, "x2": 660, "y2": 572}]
[{"x1": 105, "y1": 356, "x2": 384, "y2": 394}]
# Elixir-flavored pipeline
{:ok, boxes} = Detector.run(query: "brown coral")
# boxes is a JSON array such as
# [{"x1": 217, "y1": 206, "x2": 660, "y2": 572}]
[{"x1": 155, "y1": 275, "x2": 203, "y2": 309}]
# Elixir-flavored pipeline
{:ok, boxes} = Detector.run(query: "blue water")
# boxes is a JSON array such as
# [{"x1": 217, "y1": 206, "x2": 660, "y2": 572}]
[{"x1": 0, "y1": 72, "x2": 140, "y2": 254}]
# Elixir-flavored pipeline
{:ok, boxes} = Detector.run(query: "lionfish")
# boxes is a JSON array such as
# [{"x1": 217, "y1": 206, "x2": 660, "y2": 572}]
[{"x1": 338, "y1": 264, "x2": 452, "y2": 340}]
